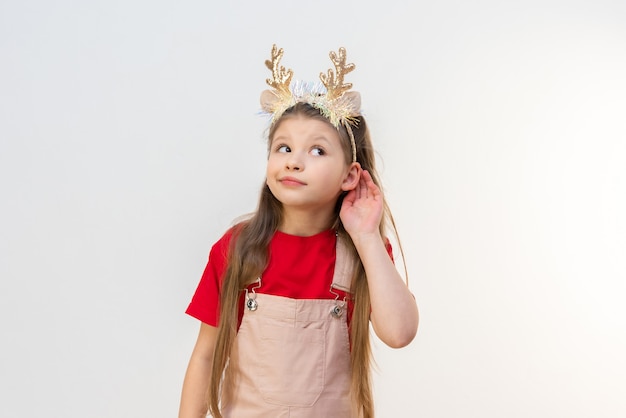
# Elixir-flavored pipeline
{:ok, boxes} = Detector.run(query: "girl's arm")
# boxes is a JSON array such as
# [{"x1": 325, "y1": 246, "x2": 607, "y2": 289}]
[
  {"x1": 340, "y1": 169, "x2": 419, "y2": 348},
  {"x1": 178, "y1": 323, "x2": 217, "y2": 418},
  {"x1": 352, "y1": 232, "x2": 419, "y2": 348}
]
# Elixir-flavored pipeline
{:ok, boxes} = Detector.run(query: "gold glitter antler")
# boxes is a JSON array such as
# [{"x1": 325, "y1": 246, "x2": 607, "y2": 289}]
[
  {"x1": 265, "y1": 45, "x2": 293, "y2": 95},
  {"x1": 320, "y1": 48, "x2": 355, "y2": 101},
  {"x1": 259, "y1": 45, "x2": 361, "y2": 162}
]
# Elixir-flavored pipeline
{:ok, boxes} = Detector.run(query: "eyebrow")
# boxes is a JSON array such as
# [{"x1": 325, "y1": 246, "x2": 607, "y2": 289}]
[
  {"x1": 270, "y1": 135, "x2": 285, "y2": 142},
  {"x1": 271, "y1": 135, "x2": 332, "y2": 145},
  {"x1": 310, "y1": 135, "x2": 332, "y2": 144}
]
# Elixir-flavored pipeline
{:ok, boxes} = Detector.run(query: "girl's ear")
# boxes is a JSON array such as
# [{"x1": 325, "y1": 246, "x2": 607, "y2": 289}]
[{"x1": 341, "y1": 162, "x2": 361, "y2": 191}]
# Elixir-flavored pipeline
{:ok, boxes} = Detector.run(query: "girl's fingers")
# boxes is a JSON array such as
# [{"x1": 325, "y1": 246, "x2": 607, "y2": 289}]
[
  {"x1": 361, "y1": 170, "x2": 379, "y2": 198},
  {"x1": 357, "y1": 173, "x2": 366, "y2": 199}
]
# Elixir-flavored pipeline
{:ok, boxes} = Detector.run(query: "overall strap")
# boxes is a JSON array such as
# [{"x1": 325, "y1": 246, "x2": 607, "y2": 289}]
[{"x1": 332, "y1": 235, "x2": 353, "y2": 293}]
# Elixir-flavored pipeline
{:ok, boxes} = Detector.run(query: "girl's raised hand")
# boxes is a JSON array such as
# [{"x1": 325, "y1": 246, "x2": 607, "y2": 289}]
[{"x1": 340, "y1": 169, "x2": 383, "y2": 241}]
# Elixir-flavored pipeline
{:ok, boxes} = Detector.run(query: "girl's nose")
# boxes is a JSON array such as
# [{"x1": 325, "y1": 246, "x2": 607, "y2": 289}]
[{"x1": 286, "y1": 154, "x2": 303, "y2": 171}]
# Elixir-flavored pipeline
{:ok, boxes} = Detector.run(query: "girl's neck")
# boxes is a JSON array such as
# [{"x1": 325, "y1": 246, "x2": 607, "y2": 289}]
[{"x1": 278, "y1": 208, "x2": 334, "y2": 237}]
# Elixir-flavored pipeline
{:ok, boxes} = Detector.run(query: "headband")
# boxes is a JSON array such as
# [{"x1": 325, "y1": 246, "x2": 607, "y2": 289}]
[{"x1": 260, "y1": 45, "x2": 361, "y2": 163}]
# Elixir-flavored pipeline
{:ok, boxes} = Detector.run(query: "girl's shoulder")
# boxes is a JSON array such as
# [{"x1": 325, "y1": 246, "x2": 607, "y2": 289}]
[
  {"x1": 209, "y1": 220, "x2": 251, "y2": 258},
  {"x1": 208, "y1": 225, "x2": 238, "y2": 261}
]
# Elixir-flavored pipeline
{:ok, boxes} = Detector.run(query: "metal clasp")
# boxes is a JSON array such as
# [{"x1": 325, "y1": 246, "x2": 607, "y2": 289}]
[
  {"x1": 245, "y1": 277, "x2": 262, "y2": 311},
  {"x1": 329, "y1": 283, "x2": 348, "y2": 318}
]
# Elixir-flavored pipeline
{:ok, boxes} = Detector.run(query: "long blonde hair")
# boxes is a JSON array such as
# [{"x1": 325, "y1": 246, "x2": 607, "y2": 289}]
[{"x1": 208, "y1": 103, "x2": 404, "y2": 418}]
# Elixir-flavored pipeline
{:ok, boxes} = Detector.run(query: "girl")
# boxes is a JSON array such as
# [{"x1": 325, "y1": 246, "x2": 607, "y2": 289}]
[{"x1": 179, "y1": 45, "x2": 419, "y2": 418}]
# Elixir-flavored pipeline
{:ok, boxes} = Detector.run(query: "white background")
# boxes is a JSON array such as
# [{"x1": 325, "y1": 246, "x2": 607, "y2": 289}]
[{"x1": 1, "y1": 1, "x2": 625, "y2": 417}]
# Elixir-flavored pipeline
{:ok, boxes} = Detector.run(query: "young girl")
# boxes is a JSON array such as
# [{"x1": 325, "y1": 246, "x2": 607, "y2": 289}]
[{"x1": 179, "y1": 45, "x2": 419, "y2": 418}]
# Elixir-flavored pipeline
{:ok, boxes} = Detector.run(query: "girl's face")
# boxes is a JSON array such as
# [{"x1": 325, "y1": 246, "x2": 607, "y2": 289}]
[{"x1": 266, "y1": 116, "x2": 357, "y2": 215}]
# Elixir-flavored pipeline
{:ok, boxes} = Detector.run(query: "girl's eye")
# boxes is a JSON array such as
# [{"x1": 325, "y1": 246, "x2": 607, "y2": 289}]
[
  {"x1": 277, "y1": 145, "x2": 290, "y2": 153},
  {"x1": 311, "y1": 147, "x2": 325, "y2": 156}
]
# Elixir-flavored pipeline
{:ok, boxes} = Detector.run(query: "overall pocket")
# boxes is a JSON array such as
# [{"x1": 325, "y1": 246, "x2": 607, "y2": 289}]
[{"x1": 255, "y1": 322, "x2": 326, "y2": 407}]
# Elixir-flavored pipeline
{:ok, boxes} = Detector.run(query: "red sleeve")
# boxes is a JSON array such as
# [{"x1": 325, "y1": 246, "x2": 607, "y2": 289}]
[
  {"x1": 385, "y1": 237, "x2": 394, "y2": 262},
  {"x1": 185, "y1": 230, "x2": 233, "y2": 326}
]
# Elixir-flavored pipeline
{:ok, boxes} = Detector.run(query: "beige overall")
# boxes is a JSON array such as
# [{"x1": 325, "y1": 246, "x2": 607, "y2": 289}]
[{"x1": 221, "y1": 240, "x2": 354, "y2": 418}]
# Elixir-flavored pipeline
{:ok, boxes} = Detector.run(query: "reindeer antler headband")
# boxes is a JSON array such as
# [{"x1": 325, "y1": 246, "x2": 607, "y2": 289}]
[{"x1": 260, "y1": 45, "x2": 361, "y2": 162}]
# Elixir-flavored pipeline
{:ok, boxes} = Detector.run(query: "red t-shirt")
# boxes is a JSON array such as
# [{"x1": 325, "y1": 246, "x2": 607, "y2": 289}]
[{"x1": 186, "y1": 228, "x2": 393, "y2": 328}]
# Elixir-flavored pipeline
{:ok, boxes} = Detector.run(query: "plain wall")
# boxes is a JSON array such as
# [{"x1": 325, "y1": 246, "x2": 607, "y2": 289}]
[{"x1": 1, "y1": 1, "x2": 625, "y2": 417}]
